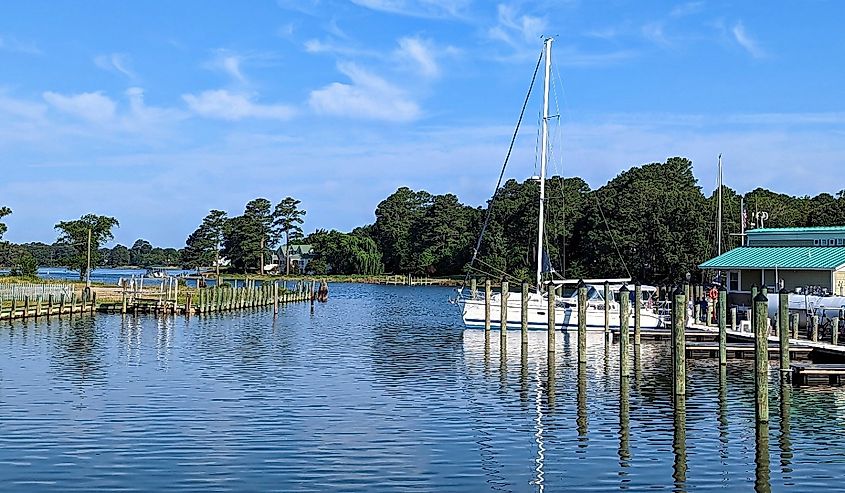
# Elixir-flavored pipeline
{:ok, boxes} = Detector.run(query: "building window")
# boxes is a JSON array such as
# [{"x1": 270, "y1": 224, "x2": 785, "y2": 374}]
[{"x1": 728, "y1": 271, "x2": 740, "y2": 292}]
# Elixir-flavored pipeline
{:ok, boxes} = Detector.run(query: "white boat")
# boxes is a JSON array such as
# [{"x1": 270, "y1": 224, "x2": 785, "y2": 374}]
[{"x1": 456, "y1": 38, "x2": 664, "y2": 332}]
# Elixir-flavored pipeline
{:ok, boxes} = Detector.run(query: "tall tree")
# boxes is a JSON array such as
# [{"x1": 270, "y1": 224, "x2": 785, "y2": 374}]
[
  {"x1": 372, "y1": 187, "x2": 432, "y2": 273},
  {"x1": 109, "y1": 244, "x2": 131, "y2": 266},
  {"x1": 273, "y1": 197, "x2": 306, "y2": 275},
  {"x1": 54, "y1": 214, "x2": 119, "y2": 280},
  {"x1": 222, "y1": 214, "x2": 265, "y2": 273},
  {"x1": 244, "y1": 198, "x2": 273, "y2": 272},
  {"x1": 0, "y1": 206, "x2": 10, "y2": 240},
  {"x1": 130, "y1": 239, "x2": 153, "y2": 266},
  {"x1": 183, "y1": 209, "x2": 227, "y2": 279}
]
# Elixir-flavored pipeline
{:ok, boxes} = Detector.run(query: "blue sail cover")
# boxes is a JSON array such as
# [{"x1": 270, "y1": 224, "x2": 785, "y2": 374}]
[{"x1": 541, "y1": 249, "x2": 556, "y2": 274}]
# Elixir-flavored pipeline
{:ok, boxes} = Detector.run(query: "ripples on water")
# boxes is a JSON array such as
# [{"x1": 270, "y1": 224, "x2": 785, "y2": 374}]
[{"x1": 1, "y1": 283, "x2": 844, "y2": 491}]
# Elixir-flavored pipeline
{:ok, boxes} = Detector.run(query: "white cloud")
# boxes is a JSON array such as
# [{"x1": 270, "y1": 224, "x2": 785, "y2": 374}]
[
  {"x1": 0, "y1": 34, "x2": 40, "y2": 54},
  {"x1": 395, "y1": 37, "x2": 440, "y2": 78},
  {"x1": 670, "y1": 2, "x2": 704, "y2": 18},
  {"x1": 308, "y1": 62, "x2": 420, "y2": 122},
  {"x1": 94, "y1": 53, "x2": 136, "y2": 79},
  {"x1": 42, "y1": 91, "x2": 116, "y2": 122},
  {"x1": 488, "y1": 4, "x2": 547, "y2": 48},
  {"x1": 204, "y1": 50, "x2": 249, "y2": 84},
  {"x1": 349, "y1": 0, "x2": 470, "y2": 19},
  {"x1": 732, "y1": 22, "x2": 766, "y2": 59},
  {"x1": 182, "y1": 90, "x2": 296, "y2": 120}
]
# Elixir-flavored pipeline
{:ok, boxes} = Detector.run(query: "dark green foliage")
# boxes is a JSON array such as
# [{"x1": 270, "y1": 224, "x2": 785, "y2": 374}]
[
  {"x1": 182, "y1": 209, "x2": 227, "y2": 270},
  {"x1": 0, "y1": 206, "x2": 11, "y2": 240},
  {"x1": 222, "y1": 214, "x2": 267, "y2": 273},
  {"x1": 130, "y1": 239, "x2": 152, "y2": 266},
  {"x1": 54, "y1": 214, "x2": 119, "y2": 280},
  {"x1": 10, "y1": 249, "x2": 37, "y2": 277},
  {"x1": 307, "y1": 229, "x2": 384, "y2": 275},
  {"x1": 108, "y1": 244, "x2": 131, "y2": 266}
]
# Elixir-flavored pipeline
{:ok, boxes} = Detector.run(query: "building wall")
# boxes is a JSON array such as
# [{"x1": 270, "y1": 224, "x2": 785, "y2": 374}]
[
  {"x1": 737, "y1": 268, "x2": 831, "y2": 292},
  {"x1": 835, "y1": 270, "x2": 845, "y2": 296}
]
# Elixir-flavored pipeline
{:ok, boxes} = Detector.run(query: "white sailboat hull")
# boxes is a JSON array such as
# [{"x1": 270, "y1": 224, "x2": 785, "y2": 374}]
[{"x1": 459, "y1": 293, "x2": 663, "y2": 331}]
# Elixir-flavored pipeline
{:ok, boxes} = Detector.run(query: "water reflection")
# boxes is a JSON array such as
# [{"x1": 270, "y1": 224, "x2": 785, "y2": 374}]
[
  {"x1": 779, "y1": 381, "x2": 793, "y2": 478},
  {"x1": 673, "y1": 394, "x2": 687, "y2": 490},
  {"x1": 718, "y1": 365, "x2": 729, "y2": 464},
  {"x1": 577, "y1": 362, "x2": 588, "y2": 448},
  {"x1": 619, "y1": 374, "x2": 631, "y2": 480},
  {"x1": 51, "y1": 316, "x2": 104, "y2": 387},
  {"x1": 756, "y1": 422, "x2": 771, "y2": 492}
]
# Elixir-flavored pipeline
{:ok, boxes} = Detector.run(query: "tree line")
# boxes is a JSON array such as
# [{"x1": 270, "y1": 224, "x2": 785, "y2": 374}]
[{"x1": 3, "y1": 157, "x2": 845, "y2": 283}]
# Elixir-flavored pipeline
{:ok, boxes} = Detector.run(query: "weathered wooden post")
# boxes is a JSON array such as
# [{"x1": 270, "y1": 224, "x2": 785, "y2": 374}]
[
  {"x1": 684, "y1": 282, "x2": 691, "y2": 327},
  {"x1": 470, "y1": 278, "x2": 477, "y2": 299},
  {"x1": 547, "y1": 282, "x2": 556, "y2": 354},
  {"x1": 672, "y1": 286, "x2": 686, "y2": 396},
  {"x1": 779, "y1": 289, "x2": 790, "y2": 373},
  {"x1": 521, "y1": 282, "x2": 529, "y2": 349},
  {"x1": 634, "y1": 283, "x2": 642, "y2": 346},
  {"x1": 10, "y1": 297, "x2": 17, "y2": 319},
  {"x1": 484, "y1": 279, "x2": 491, "y2": 334},
  {"x1": 692, "y1": 292, "x2": 700, "y2": 325},
  {"x1": 47, "y1": 294, "x2": 53, "y2": 317},
  {"x1": 603, "y1": 280, "x2": 610, "y2": 335},
  {"x1": 186, "y1": 293, "x2": 192, "y2": 316},
  {"x1": 23, "y1": 296, "x2": 29, "y2": 320},
  {"x1": 59, "y1": 294, "x2": 65, "y2": 318},
  {"x1": 754, "y1": 291, "x2": 769, "y2": 423},
  {"x1": 751, "y1": 284, "x2": 759, "y2": 332},
  {"x1": 91, "y1": 292, "x2": 96, "y2": 314},
  {"x1": 730, "y1": 307, "x2": 738, "y2": 332},
  {"x1": 719, "y1": 286, "x2": 727, "y2": 366},
  {"x1": 274, "y1": 282, "x2": 279, "y2": 315},
  {"x1": 832, "y1": 314, "x2": 839, "y2": 346},
  {"x1": 500, "y1": 280, "x2": 509, "y2": 351},
  {"x1": 577, "y1": 280, "x2": 587, "y2": 365},
  {"x1": 70, "y1": 293, "x2": 76, "y2": 317},
  {"x1": 35, "y1": 296, "x2": 41, "y2": 319},
  {"x1": 619, "y1": 284, "x2": 630, "y2": 378},
  {"x1": 811, "y1": 314, "x2": 819, "y2": 342},
  {"x1": 790, "y1": 312, "x2": 799, "y2": 339}
]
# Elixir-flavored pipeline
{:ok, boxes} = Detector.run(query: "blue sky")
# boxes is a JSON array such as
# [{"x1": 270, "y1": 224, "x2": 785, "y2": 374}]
[{"x1": 1, "y1": 0, "x2": 844, "y2": 247}]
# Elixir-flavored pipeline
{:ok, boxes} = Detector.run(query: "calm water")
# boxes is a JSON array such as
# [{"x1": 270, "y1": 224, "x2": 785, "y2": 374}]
[{"x1": 1, "y1": 283, "x2": 844, "y2": 491}]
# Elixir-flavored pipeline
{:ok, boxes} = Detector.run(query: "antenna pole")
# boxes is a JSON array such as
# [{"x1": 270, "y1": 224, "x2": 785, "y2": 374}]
[
  {"x1": 536, "y1": 37, "x2": 553, "y2": 292},
  {"x1": 717, "y1": 154, "x2": 723, "y2": 256}
]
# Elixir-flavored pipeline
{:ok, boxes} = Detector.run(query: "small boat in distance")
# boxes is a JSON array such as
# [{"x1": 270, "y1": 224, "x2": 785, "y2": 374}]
[{"x1": 454, "y1": 38, "x2": 664, "y2": 331}]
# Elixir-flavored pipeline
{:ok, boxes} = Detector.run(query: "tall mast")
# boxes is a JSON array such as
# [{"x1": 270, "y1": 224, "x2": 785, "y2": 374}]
[
  {"x1": 717, "y1": 154, "x2": 723, "y2": 256},
  {"x1": 536, "y1": 37, "x2": 553, "y2": 292}
]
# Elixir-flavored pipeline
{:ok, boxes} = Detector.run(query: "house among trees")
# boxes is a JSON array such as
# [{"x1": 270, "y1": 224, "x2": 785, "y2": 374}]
[
  {"x1": 699, "y1": 226, "x2": 845, "y2": 303},
  {"x1": 275, "y1": 244, "x2": 316, "y2": 274}
]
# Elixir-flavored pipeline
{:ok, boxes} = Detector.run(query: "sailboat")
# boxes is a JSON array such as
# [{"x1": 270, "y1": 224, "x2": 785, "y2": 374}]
[{"x1": 456, "y1": 38, "x2": 664, "y2": 331}]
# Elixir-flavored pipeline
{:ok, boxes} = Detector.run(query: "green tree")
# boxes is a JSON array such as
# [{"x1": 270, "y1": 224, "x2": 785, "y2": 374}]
[
  {"x1": 273, "y1": 197, "x2": 306, "y2": 274},
  {"x1": 372, "y1": 187, "x2": 432, "y2": 273},
  {"x1": 130, "y1": 239, "x2": 153, "y2": 266},
  {"x1": 309, "y1": 229, "x2": 384, "y2": 275},
  {"x1": 109, "y1": 244, "x2": 131, "y2": 266},
  {"x1": 223, "y1": 212, "x2": 266, "y2": 273},
  {"x1": 54, "y1": 214, "x2": 119, "y2": 280},
  {"x1": 0, "y1": 206, "x2": 11, "y2": 240},
  {"x1": 10, "y1": 248, "x2": 37, "y2": 278},
  {"x1": 183, "y1": 209, "x2": 228, "y2": 277}
]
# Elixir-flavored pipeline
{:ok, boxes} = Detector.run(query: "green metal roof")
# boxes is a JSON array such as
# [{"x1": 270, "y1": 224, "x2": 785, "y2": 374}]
[
  {"x1": 699, "y1": 246, "x2": 845, "y2": 270},
  {"x1": 749, "y1": 226, "x2": 845, "y2": 234}
]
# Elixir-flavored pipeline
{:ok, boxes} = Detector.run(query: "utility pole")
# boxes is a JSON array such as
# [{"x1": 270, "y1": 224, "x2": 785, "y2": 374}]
[{"x1": 86, "y1": 228, "x2": 92, "y2": 288}]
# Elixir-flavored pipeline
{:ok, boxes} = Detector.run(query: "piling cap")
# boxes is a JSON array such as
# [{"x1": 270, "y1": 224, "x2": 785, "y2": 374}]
[
  {"x1": 576, "y1": 279, "x2": 586, "y2": 289},
  {"x1": 779, "y1": 287, "x2": 790, "y2": 295},
  {"x1": 673, "y1": 285, "x2": 685, "y2": 297},
  {"x1": 753, "y1": 291, "x2": 768, "y2": 303},
  {"x1": 750, "y1": 283, "x2": 758, "y2": 290},
  {"x1": 618, "y1": 283, "x2": 629, "y2": 294},
  {"x1": 718, "y1": 284, "x2": 727, "y2": 292}
]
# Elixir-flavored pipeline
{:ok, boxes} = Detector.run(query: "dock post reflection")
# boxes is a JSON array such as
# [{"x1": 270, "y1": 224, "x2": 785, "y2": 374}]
[
  {"x1": 577, "y1": 362, "x2": 588, "y2": 449},
  {"x1": 779, "y1": 380, "x2": 793, "y2": 478},
  {"x1": 520, "y1": 347, "x2": 529, "y2": 405},
  {"x1": 547, "y1": 354, "x2": 555, "y2": 409},
  {"x1": 755, "y1": 421, "x2": 771, "y2": 493},
  {"x1": 672, "y1": 394, "x2": 687, "y2": 490},
  {"x1": 718, "y1": 365, "x2": 729, "y2": 462},
  {"x1": 618, "y1": 373, "x2": 631, "y2": 475}
]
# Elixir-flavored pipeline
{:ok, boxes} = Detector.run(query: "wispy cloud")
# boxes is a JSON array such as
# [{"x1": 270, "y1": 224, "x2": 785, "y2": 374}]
[
  {"x1": 42, "y1": 91, "x2": 117, "y2": 122},
  {"x1": 395, "y1": 37, "x2": 441, "y2": 78},
  {"x1": 349, "y1": 0, "x2": 471, "y2": 19},
  {"x1": 94, "y1": 53, "x2": 136, "y2": 79},
  {"x1": 205, "y1": 50, "x2": 248, "y2": 84},
  {"x1": 488, "y1": 3, "x2": 547, "y2": 50},
  {"x1": 308, "y1": 62, "x2": 420, "y2": 122},
  {"x1": 732, "y1": 21, "x2": 766, "y2": 59},
  {"x1": 182, "y1": 90, "x2": 296, "y2": 120},
  {"x1": 670, "y1": 1, "x2": 704, "y2": 18},
  {"x1": 0, "y1": 34, "x2": 41, "y2": 54}
]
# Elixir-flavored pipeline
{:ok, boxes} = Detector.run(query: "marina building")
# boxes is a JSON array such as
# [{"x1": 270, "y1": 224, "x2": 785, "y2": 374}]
[{"x1": 699, "y1": 226, "x2": 845, "y2": 298}]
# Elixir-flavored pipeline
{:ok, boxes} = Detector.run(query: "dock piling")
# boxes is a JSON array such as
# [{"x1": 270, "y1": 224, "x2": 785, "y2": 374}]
[
  {"x1": 500, "y1": 281, "x2": 509, "y2": 351},
  {"x1": 521, "y1": 282, "x2": 529, "y2": 349},
  {"x1": 484, "y1": 279, "x2": 491, "y2": 334},
  {"x1": 811, "y1": 315, "x2": 819, "y2": 342},
  {"x1": 634, "y1": 283, "x2": 641, "y2": 346},
  {"x1": 470, "y1": 278, "x2": 477, "y2": 299},
  {"x1": 547, "y1": 282, "x2": 555, "y2": 354},
  {"x1": 718, "y1": 286, "x2": 727, "y2": 366},
  {"x1": 779, "y1": 289, "x2": 790, "y2": 372},
  {"x1": 832, "y1": 315, "x2": 839, "y2": 346},
  {"x1": 619, "y1": 284, "x2": 630, "y2": 378},
  {"x1": 754, "y1": 291, "x2": 769, "y2": 423},
  {"x1": 672, "y1": 286, "x2": 686, "y2": 395},
  {"x1": 577, "y1": 280, "x2": 587, "y2": 364}
]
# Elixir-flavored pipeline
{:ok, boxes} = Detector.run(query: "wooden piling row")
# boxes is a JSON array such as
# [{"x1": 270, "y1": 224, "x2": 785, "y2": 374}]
[{"x1": 0, "y1": 291, "x2": 94, "y2": 320}]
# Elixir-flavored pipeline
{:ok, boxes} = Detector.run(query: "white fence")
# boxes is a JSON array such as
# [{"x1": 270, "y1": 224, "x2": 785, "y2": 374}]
[{"x1": 0, "y1": 282, "x2": 75, "y2": 301}]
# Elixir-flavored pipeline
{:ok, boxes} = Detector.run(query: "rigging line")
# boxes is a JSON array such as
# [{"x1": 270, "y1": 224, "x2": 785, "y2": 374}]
[
  {"x1": 472, "y1": 258, "x2": 525, "y2": 284},
  {"x1": 593, "y1": 192, "x2": 632, "y2": 279},
  {"x1": 461, "y1": 47, "x2": 545, "y2": 290}
]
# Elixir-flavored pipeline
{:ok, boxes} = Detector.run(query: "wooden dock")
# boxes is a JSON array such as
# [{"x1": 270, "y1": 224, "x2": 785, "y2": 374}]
[
  {"x1": 611, "y1": 328, "x2": 718, "y2": 342},
  {"x1": 686, "y1": 342, "x2": 812, "y2": 360},
  {"x1": 0, "y1": 293, "x2": 95, "y2": 321},
  {"x1": 791, "y1": 363, "x2": 845, "y2": 385}
]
